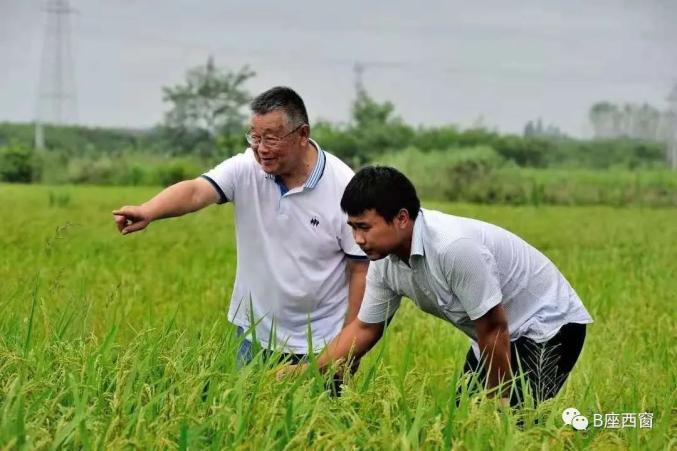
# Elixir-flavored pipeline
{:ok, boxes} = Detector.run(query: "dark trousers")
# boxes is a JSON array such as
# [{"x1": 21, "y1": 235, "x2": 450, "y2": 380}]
[
  {"x1": 460, "y1": 323, "x2": 587, "y2": 407},
  {"x1": 236, "y1": 327, "x2": 345, "y2": 396}
]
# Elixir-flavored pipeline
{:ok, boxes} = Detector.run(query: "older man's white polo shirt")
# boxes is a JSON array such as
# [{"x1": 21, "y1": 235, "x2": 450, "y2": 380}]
[
  {"x1": 202, "y1": 140, "x2": 366, "y2": 353},
  {"x1": 358, "y1": 208, "x2": 593, "y2": 358}
]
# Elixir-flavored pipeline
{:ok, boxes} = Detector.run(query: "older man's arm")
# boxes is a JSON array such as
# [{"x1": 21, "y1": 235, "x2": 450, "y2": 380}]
[
  {"x1": 344, "y1": 260, "x2": 369, "y2": 326},
  {"x1": 113, "y1": 178, "x2": 219, "y2": 235}
]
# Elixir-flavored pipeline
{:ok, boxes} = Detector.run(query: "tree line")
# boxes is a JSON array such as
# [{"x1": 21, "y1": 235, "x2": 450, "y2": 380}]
[{"x1": 0, "y1": 58, "x2": 673, "y2": 206}]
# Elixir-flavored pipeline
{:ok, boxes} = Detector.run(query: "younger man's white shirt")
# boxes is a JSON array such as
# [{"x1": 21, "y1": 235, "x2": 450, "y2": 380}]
[
  {"x1": 202, "y1": 140, "x2": 366, "y2": 354},
  {"x1": 358, "y1": 208, "x2": 592, "y2": 357}
]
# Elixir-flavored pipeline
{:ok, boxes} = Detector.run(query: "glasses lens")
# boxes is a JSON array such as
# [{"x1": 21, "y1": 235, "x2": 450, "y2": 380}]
[{"x1": 263, "y1": 137, "x2": 282, "y2": 148}]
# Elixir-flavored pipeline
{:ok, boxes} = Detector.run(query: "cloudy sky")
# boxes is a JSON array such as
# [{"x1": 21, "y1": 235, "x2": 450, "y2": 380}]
[{"x1": 1, "y1": 0, "x2": 675, "y2": 137}]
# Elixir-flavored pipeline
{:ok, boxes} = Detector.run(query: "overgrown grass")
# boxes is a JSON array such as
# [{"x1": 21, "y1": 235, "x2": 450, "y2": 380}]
[
  {"x1": 0, "y1": 184, "x2": 674, "y2": 449},
  {"x1": 378, "y1": 147, "x2": 677, "y2": 207}
]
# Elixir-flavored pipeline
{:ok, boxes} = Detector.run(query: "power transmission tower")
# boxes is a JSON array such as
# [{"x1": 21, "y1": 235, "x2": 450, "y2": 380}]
[
  {"x1": 353, "y1": 62, "x2": 366, "y2": 97},
  {"x1": 35, "y1": 0, "x2": 77, "y2": 149},
  {"x1": 352, "y1": 60, "x2": 406, "y2": 99},
  {"x1": 667, "y1": 83, "x2": 677, "y2": 170}
]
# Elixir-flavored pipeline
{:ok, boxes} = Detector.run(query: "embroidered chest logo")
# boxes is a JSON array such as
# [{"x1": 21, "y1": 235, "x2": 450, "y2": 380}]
[
  {"x1": 310, "y1": 216, "x2": 320, "y2": 227},
  {"x1": 264, "y1": 173, "x2": 274, "y2": 180}
]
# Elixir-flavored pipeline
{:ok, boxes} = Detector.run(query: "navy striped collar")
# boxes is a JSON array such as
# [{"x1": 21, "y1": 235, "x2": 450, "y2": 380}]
[
  {"x1": 303, "y1": 139, "x2": 326, "y2": 190},
  {"x1": 271, "y1": 139, "x2": 326, "y2": 194}
]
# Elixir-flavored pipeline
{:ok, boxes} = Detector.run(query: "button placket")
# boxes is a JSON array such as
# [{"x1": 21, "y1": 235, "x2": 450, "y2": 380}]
[
  {"x1": 277, "y1": 193, "x2": 290, "y2": 218},
  {"x1": 412, "y1": 259, "x2": 439, "y2": 314}
]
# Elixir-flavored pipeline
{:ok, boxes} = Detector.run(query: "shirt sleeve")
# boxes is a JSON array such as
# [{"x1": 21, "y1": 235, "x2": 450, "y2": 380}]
[
  {"x1": 357, "y1": 263, "x2": 402, "y2": 324},
  {"x1": 201, "y1": 152, "x2": 249, "y2": 204},
  {"x1": 441, "y1": 238, "x2": 503, "y2": 320}
]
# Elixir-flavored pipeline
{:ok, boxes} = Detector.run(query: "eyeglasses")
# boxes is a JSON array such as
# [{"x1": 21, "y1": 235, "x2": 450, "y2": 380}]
[{"x1": 245, "y1": 123, "x2": 305, "y2": 149}]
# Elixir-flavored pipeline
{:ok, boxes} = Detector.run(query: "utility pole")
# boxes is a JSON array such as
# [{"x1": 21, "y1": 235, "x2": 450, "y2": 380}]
[
  {"x1": 667, "y1": 83, "x2": 677, "y2": 170},
  {"x1": 35, "y1": 0, "x2": 77, "y2": 149}
]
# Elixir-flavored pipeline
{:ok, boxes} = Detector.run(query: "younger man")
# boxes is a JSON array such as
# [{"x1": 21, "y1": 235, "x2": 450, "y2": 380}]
[{"x1": 301, "y1": 166, "x2": 592, "y2": 406}]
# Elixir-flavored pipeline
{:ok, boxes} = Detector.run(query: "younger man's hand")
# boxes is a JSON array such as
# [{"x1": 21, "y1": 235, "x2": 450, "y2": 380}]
[{"x1": 276, "y1": 363, "x2": 308, "y2": 380}]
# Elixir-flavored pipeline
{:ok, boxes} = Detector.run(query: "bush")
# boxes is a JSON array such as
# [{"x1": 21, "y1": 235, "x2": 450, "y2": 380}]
[
  {"x1": 152, "y1": 159, "x2": 204, "y2": 186},
  {"x1": 376, "y1": 146, "x2": 505, "y2": 202},
  {"x1": 545, "y1": 138, "x2": 666, "y2": 169},
  {"x1": 312, "y1": 121, "x2": 360, "y2": 165},
  {"x1": 67, "y1": 157, "x2": 118, "y2": 184},
  {"x1": 493, "y1": 135, "x2": 550, "y2": 167},
  {"x1": 32, "y1": 152, "x2": 206, "y2": 187},
  {"x1": 376, "y1": 146, "x2": 676, "y2": 207},
  {"x1": 0, "y1": 143, "x2": 36, "y2": 183}
]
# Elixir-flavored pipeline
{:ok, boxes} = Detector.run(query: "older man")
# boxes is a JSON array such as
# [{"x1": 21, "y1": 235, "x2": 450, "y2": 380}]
[{"x1": 113, "y1": 87, "x2": 368, "y2": 366}]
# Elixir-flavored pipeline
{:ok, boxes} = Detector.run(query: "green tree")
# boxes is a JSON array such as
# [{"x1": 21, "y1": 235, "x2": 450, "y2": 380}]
[
  {"x1": 348, "y1": 89, "x2": 413, "y2": 163},
  {"x1": 161, "y1": 57, "x2": 255, "y2": 156},
  {"x1": 493, "y1": 135, "x2": 550, "y2": 167},
  {"x1": 589, "y1": 102, "x2": 618, "y2": 138},
  {"x1": 0, "y1": 142, "x2": 36, "y2": 183}
]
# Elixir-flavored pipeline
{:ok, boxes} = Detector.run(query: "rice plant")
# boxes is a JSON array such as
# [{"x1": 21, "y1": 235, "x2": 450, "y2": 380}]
[{"x1": 0, "y1": 184, "x2": 674, "y2": 449}]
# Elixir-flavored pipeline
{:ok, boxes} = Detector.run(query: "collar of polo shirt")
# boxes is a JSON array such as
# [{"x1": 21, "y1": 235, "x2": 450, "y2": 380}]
[{"x1": 302, "y1": 139, "x2": 326, "y2": 189}]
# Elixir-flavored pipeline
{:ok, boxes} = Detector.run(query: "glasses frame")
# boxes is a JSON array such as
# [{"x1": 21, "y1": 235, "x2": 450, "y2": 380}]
[{"x1": 245, "y1": 123, "x2": 305, "y2": 149}]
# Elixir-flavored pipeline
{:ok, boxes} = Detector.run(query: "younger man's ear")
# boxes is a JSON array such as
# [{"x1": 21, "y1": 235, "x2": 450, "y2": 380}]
[{"x1": 395, "y1": 208, "x2": 410, "y2": 227}]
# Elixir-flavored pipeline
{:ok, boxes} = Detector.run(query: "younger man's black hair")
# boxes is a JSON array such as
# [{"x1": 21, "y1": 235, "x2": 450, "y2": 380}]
[{"x1": 341, "y1": 166, "x2": 420, "y2": 222}]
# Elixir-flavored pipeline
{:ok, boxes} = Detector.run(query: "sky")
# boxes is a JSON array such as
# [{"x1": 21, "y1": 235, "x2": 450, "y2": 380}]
[{"x1": 1, "y1": 0, "x2": 676, "y2": 137}]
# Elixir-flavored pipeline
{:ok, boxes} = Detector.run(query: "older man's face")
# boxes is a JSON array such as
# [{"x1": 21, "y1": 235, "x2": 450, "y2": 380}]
[{"x1": 248, "y1": 110, "x2": 305, "y2": 175}]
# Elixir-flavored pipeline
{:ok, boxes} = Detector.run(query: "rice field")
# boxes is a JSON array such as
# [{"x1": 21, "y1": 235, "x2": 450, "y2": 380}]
[{"x1": 0, "y1": 183, "x2": 675, "y2": 450}]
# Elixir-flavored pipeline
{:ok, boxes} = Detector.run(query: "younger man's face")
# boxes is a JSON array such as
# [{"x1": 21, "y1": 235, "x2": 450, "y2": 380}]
[{"x1": 347, "y1": 209, "x2": 409, "y2": 260}]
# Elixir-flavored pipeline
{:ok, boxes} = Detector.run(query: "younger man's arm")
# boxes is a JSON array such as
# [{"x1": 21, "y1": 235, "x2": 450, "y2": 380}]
[{"x1": 473, "y1": 304, "x2": 512, "y2": 403}]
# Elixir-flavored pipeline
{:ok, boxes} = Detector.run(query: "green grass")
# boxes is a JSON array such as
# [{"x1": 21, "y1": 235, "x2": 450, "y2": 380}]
[
  {"x1": 378, "y1": 147, "x2": 677, "y2": 207},
  {"x1": 0, "y1": 183, "x2": 675, "y2": 450}
]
